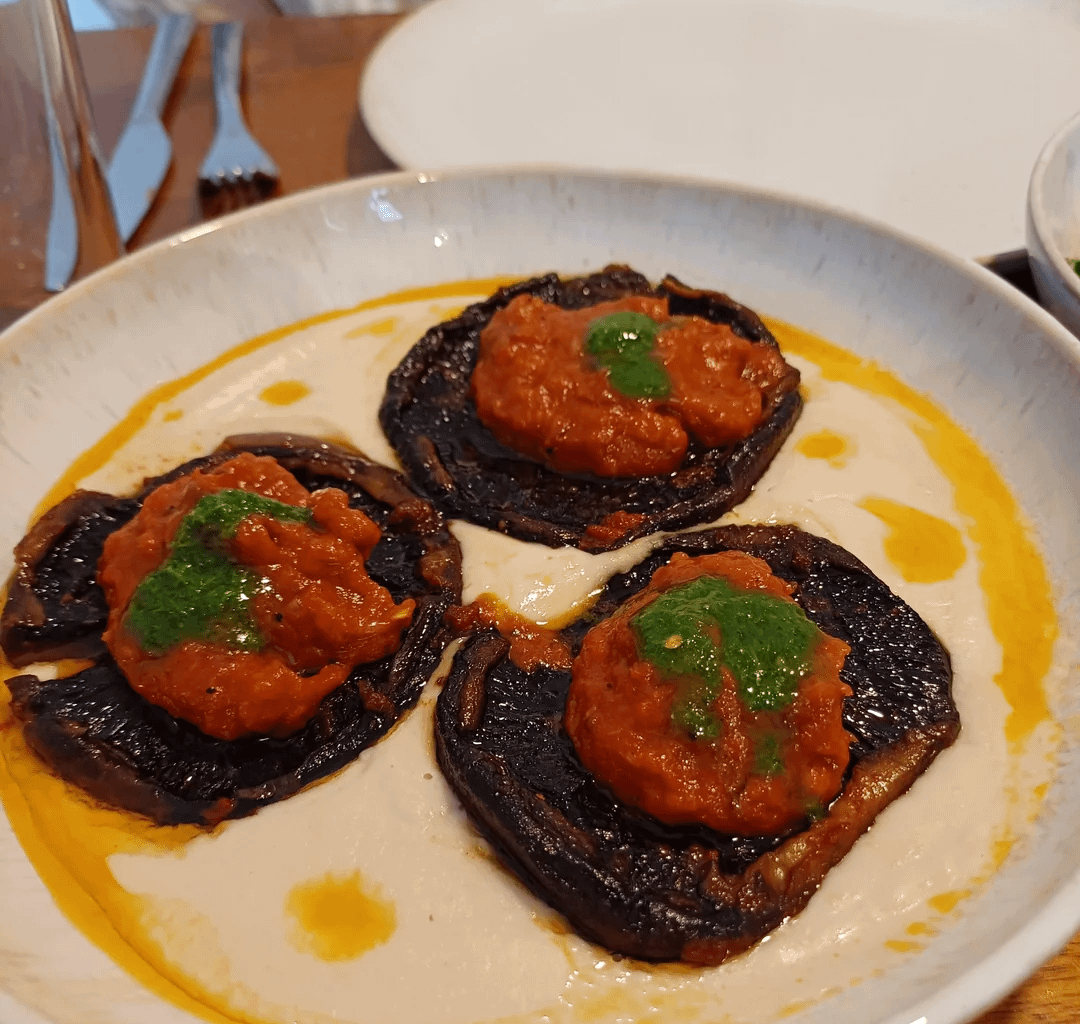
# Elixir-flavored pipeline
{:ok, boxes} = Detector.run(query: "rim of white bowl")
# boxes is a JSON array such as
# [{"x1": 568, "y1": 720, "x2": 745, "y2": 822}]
[
  {"x1": 3, "y1": 165, "x2": 1080, "y2": 1024},
  {"x1": 6, "y1": 163, "x2": 1077, "y2": 359},
  {"x1": 1028, "y1": 107, "x2": 1080, "y2": 305}
]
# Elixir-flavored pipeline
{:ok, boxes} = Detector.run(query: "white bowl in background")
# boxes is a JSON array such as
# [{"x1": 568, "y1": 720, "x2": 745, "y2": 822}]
[
  {"x1": 1027, "y1": 109, "x2": 1080, "y2": 335},
  {"x1": 361, "y1": 0, "x2": 1080, "y2": 257}
]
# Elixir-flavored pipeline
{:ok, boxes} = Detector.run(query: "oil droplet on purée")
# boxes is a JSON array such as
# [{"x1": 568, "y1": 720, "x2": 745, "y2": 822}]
[
  {"x1": 858, "y1": 497, "x2": 966, "y2": 584},
  {"x1": 259, "y1": 380, "x2": 311, "y2": 406},
  {"x1": 163, "y1": 409, "x2": 183, "y2": 422},
  {"x1": 927, "y1": 889, "x2": 972, "y2": 914},
  {"x1": 285, "y1": 871, "x2": 396, "y2": 961},
  {"x1": 884, "y1": 939, "x2": 923, "y2": 953},
  {"x1": 366, "y1": 316, "x2": 399, "y2": 336},
  {"x1": 795, "y1": 427, "x2": 852, "y2": 467}
]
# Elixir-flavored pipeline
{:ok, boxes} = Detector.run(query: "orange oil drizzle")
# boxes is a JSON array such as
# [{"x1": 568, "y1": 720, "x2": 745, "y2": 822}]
[
  {"x1": 285, "y1": 871, "x2": 396, "y2": 961},
  {"x1": 795, "y1": 427, "x2": 852, "y2": 467},
  {"x1": 258, "y1": 381, "x2": 311, "y2": 406},
  {"x1": 858, "y1": 496, "x2": 967, "y2": 584},
  {"x1": 30, "y1": 279, "x2": 514, "y2": 525}
]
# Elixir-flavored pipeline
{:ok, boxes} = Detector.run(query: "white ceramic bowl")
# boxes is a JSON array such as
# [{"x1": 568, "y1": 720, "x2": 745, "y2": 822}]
[
  {"x1": 2, "y1": 169, "x2": 1080, "y2": 1024},
  {"x1": 1027, "y1": 108, "x2": 1080, "y2": 335}
]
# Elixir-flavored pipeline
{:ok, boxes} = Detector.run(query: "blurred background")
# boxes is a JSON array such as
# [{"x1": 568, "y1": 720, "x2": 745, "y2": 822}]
[{"x1": 66, "y1": 0, "x2": 411, "y2": 29}]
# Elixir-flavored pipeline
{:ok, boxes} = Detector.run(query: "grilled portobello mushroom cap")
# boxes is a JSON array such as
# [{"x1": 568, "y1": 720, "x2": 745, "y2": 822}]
[
  {"x1": 435, "y1": 524, "x2": 958, "y2": 964},
  {"x1": 379, "y1": 266, "x2": 802, "y2": 551},
  {"x1": 1, "y1": 434, "x2": 462, "y2": 826}
]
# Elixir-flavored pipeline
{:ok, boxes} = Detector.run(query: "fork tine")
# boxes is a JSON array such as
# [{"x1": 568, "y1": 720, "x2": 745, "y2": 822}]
[{"x1": 197, "y1": 21, "x2": 280, "y2": 217}]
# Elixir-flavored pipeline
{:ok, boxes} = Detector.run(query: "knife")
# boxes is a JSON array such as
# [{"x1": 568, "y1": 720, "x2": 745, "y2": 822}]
[{"x1": 106, "y1": 13, "x2": 195, "y2": 243}]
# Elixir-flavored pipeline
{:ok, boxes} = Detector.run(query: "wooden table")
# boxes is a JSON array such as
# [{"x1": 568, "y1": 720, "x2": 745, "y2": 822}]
[{"x1": 55, "y1": 13, "x2": 1080, "y2": 1023}]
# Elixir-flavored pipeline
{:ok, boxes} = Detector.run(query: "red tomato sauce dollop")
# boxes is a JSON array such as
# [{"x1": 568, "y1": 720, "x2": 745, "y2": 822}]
[
  {"x1": 471, "y1": 295, "x2": 792, "y2": 477},
  {"x1": 98, "y1": 453, "x2": 414, "y2": 740},
  {"x1": 564, "y1": 551, "x2": 853, "y2": 835}
]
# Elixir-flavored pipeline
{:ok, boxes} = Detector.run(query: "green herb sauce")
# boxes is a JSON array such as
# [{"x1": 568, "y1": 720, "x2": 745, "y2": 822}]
[
  {"x1": 584, "y1": 311, "x2": 671, "y2": 399},
  {"x1": 631, "y1": 576, "x2": 820, "y2": 740},
  {"x1": 805, "y1": 799, "x2": 826, "y2": 822},
  {"x1": 125, "y1": 489, "x2": 312, "y2": 655},
  {"x1": 671, "y1": 680, "x2": 721, "y2": 740},
  {"x1": 754, "y1": 733, "x2": 784, "y2": 776}
]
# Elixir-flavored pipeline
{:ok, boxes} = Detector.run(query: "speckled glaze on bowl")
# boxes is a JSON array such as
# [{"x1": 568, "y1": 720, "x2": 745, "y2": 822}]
[
  {"x1": 1, "y1": 168, "x2": 1080, "y2": 1024},
  {"x1": 1027, "y1": 108, "x2": 1080, "y2": 336}
]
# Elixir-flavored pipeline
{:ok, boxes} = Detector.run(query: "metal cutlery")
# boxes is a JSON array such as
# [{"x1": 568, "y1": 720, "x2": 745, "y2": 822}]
[
  {"x1": 198, "y1": 21, "x2": 279, "y2": 214},
  {"x1": 106, "y1": 13, "x2": 195, "y2": 244}
]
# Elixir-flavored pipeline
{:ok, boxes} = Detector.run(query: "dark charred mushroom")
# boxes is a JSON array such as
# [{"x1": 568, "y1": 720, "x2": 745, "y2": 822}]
[
  {"x1": 1, "y1": 434, "x2": 462, "y2": 826},
  {"x1": 435, "y1": 525, "x2": 958, "y2": 963},
  {"x1": 379, "y1": 266, "x2": 802, "y2": 551}
]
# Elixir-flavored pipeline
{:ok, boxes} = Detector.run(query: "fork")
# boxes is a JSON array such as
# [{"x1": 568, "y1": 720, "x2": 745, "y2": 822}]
[{"x1": 198, "y1": 21, "x2": 279, "y2": 215}]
